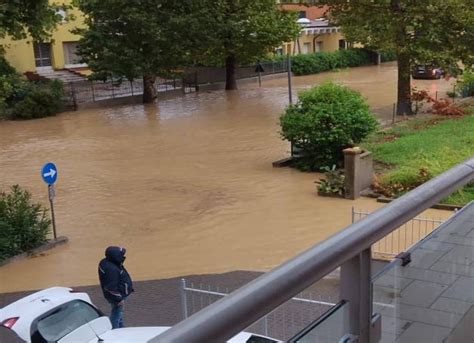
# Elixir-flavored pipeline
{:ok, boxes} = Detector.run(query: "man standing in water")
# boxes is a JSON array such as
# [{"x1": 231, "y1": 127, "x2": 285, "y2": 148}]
[{"x1": 98, "y1": 246, "x2": 134, "y2": 329}]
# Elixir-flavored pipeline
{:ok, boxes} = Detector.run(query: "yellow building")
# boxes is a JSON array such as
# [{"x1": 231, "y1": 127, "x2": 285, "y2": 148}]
[
  {"x1": 278, "y1": 3, "x2": 348, "y2": 56},
  {"x1": 1, "y1": 1, "x2": 346, "y2": 77},
  {"x1": 1, "y1": 0, "x2": 85, "y2": 75},
  {"x1": 281, "y1": 19, "x2": 347, "y2": 56}
]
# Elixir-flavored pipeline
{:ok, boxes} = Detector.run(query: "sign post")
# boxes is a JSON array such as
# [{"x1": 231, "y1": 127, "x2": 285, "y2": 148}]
[
  {"x1": 41, "y1": 162, "x2": 58, "y2": 240},
  {"x1": 255, "y1": 63, "x2": 265, "y2": 87}
]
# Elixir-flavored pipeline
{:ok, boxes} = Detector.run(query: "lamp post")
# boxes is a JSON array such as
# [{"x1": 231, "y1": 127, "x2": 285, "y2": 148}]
[{"x1": 287, "y1": 18, "x2": 311, "y2": 105}]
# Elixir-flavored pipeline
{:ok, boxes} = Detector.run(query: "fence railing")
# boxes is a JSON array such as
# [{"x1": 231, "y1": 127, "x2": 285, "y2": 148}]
[
  {"x1": 65, "y1": 60, "x2": 288, "y2": 108},
  {"x1": 180, "y1": 278, "x2": 337, "y2": 340},
  {"x1": 66, "y1": 76, "x2": 191, "y2": 108},
  {"x1": 183, "y1": 61, "x2": 288, "y2": 86},
  {"x1": 151, "y1": 157, "x2": 474, "y2": 342},
  {"x1": 352, "y1": 207, "x2": 447, "y2": 260}
]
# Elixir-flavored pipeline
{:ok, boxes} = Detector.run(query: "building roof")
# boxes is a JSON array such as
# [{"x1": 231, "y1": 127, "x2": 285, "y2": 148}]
[{"x1": 279, "y1": 3, "x2": 329, "y2": 20}]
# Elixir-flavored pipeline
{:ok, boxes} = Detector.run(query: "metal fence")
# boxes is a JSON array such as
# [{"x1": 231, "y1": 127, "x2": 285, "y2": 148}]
[
  {"x1": 65, "y1": 76, "x2": 194, "y2": 108},
  {"x1": 352, "y1": 207, "x2": 447, "y2": 260},
  {"x1": 180, "y1": 278, "x2": 338, "y2": 341},
  {"x1": 64, "y1": 60, "x2": 288, "y2": 108},
  {"x1": 183, "y1": 61, "x2": 288, "y2": 86}
]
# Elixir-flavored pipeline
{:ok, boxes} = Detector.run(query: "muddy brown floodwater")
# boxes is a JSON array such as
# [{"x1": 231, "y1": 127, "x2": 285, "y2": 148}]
[{"x1": 0, "y1": 63, "x2": 454, "y2": 293}]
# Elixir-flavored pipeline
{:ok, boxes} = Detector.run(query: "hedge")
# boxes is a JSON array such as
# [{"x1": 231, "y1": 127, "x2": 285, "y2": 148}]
[{"x1": 290, "y1": 48, "x2": 375, "y2": 76}]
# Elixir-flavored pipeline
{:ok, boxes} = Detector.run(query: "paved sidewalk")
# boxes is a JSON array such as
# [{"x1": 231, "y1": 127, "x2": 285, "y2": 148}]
[{"x1": 0, "y1": 270, "x2": 340, "y2": 341}]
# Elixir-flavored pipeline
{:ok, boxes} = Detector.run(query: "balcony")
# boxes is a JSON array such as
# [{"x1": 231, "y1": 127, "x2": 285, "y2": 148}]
[{"x1": 151, "y1": 158, "x2": 474, "y2": 343}]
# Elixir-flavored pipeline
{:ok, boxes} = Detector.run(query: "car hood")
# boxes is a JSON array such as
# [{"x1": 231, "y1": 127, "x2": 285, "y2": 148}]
[
  {"x1": 91, "y1": 327, "x2": 278, "y2": 342},
  {"x1": 98, "y1": 327, "x2": 169, "y2": 341}
]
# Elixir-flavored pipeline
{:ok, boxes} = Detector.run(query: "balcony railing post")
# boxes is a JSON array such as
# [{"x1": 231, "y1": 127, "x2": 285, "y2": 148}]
[
  {"x1": 340, "y1": 247, "x2": 371, "y2": 343},
  {"x1": 181, "y1": 278, "x2": 188, "y2": 320}
]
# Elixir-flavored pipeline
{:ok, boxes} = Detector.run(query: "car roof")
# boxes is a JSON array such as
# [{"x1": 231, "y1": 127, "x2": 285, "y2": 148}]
[{"x1": 0, "y1": 287, "x2": 92, "y2": 342}]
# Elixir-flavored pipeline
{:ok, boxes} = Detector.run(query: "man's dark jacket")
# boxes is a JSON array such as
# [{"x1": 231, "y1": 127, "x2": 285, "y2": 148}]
[{"x1": 98, "y1": 246, "x2": 134, "y2": 304}]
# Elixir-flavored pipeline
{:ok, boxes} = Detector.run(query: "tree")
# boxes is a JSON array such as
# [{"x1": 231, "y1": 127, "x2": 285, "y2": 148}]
[
  {"x1": 308, "y1": 0, "x2": 474, "y2": 115},
  {"x1": 199, "y1": 0, "x2": 300, "y2": 90},
  {"x1": 0, "y1": 0, "x2": 63, "y2": 42},
  {"x1": 73, "y1": 0, "x2": 203, "y2": 103}
]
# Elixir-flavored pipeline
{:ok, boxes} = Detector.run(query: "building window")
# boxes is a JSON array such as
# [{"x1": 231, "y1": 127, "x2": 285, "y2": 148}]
[
  {"x1": 34, "y1": 42, "x2": 52, "y2": 68},
  {"x1": 63, "y1": 42, "x2": 82, "y2": 65},
  {"x1": 315, "y1": 41, "x2": 323, "y2": 53},
  {"x1": 339, "y1": 39, "x2": 347, "y2": 50},
  {"x1": 56, "y1": 9, "x2": 67, "y2": 23},
  {"x1": 299, "y1": 11, "x2": 307, "y2": 19},
  {"x1": 303, "y1": 42, "x2": 311, "y2": 54}
]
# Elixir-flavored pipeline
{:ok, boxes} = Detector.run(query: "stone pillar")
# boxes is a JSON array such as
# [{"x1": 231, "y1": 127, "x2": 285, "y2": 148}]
[{"x1": 344, "y1": 147, "x2": 374, "y2": 200}]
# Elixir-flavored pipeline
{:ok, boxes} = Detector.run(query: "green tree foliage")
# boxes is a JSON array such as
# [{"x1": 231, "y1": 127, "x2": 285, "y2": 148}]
[
  {"x1": 74, "y1": 0, "x2": 299, "y2": 100},
  {"x1": 307, "y1": 0, "x2": 474, "y2": 115},
  {"x1": 0, "y1": 55, "x2": 16, "y2": 76},
  {"x1": 195, "y1": 0, "x2": 300, "y2": 90},
  {"x1": 0, "y1": 0, "x2": 64, "y2": 41},
  {"x1": 74, "y1": 0, "x2": 210, "y2": 103},
  {"x1": 280, "y1": 82, "x2": 378, "y2": 171},
  {"x1": 0, "y1": 185, "x2": 51, "y2": 262}
]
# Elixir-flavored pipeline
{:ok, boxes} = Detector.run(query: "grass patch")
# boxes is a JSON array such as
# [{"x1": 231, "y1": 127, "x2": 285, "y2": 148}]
[{"x1": 363, "y1": 114, "x2": 474, "y2": 205}]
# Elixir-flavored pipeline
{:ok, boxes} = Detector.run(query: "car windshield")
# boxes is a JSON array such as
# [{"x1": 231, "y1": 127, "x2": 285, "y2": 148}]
[{"x1": 34, "y1": 300, "x2": 101, "y2": 342}]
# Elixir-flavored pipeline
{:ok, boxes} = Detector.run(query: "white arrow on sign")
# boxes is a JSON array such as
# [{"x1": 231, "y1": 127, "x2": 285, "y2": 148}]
[{"x1": 43, "y1": 169, "x2": 57, "y2": 179}]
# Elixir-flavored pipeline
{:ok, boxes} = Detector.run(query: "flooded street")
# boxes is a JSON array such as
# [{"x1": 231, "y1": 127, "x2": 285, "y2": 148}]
[{"x1": 0, "y1": 63, "x2": 453, "y2": 292}]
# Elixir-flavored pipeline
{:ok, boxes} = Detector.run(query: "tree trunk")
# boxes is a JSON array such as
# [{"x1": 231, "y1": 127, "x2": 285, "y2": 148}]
[
  {"x1": 225, "y1": 53, "x2": 238, "y2": 90},
  {"x1": 143, "y1": 75, "x2": 157, "y2": 103},
  {"x1": 396, "y1": 51, "x2": 413, "y2": 115}
]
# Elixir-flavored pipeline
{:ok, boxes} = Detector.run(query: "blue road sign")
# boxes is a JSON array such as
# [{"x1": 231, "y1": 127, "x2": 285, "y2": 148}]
[{"x1": 41, "y1": 163, "x2": 58, "y2": 185}]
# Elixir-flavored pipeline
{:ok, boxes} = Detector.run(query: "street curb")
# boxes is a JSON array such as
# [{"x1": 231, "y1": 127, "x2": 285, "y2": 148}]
[{"x1": 0, "y1": 236, "x2": 69, "y2": 267}]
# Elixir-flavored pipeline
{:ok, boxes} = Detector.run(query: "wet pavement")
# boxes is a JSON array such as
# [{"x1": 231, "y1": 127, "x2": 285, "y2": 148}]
[
  {"x1": 0, "y1": 271, "x2": 340, "y2": 341},
  {"x1": 0, "y1": 62, "x2": 454, "y2": 293}
]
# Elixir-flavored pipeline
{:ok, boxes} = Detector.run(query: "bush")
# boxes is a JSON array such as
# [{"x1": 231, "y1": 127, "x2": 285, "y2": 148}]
[
  {"x1": 457, "y1": 69, "x2": 474, "y2": 98},
  {"x1": 280, "y1": 82, "x2": 378, "y2": 171},
  {"x1": 380, "y1": 50, "x2": 397, "y2": 62},
  {"x1": 316, "y1": 165, "x2": 345, "y2": 196},
  {"x1": 0, "y1": 185, "x2": 51, "y2": 262},
  {"x1": 1, "y1": 78, "x2": 65, "y2": 120},
  {"x1": 290, "y1": 48, "x2": 374, "y2": 76}
]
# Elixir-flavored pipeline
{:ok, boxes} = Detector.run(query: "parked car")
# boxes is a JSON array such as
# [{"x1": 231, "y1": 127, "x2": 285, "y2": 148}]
[
  {"x1": 0, "y1": 287, "x2": 280, "y2": 343},
  {"x1": 412, "y1": 64, "x2": 444, "y2": 79}
]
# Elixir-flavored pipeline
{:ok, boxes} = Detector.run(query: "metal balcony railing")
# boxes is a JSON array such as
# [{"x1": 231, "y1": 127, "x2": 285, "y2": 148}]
[{"x1": 151, "y1": 157, "x2": 474, "y2": 343}]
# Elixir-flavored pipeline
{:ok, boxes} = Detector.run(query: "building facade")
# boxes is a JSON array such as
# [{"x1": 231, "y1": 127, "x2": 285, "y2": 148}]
[
  {"x1": 278, "y1": 2, "x2": 347, "y2": 55},
  {"x1": 1, "y1": 1, "x2": 347, "y2": 77},
  {"x1": 1, "y1": 0, "x2": 85, "y2": 74}
]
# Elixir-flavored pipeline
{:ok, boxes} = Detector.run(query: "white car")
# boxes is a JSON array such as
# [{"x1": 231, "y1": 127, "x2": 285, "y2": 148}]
[{"x1": 0, "y1": 287, "x2": 280, "y2": 343}]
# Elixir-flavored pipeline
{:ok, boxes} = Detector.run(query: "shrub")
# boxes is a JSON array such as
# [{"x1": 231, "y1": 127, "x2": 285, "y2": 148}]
[
  {"x1": 316, "y1": 165, "x2": 345, "y2": 196},
  {"x1": 0, "y1": 185, "x2": 51, "y2": 262},
  {"x1": 280, "y1": 82, "x2": 378, "y2": 171},
  {"x1": 290, "y1": 48, "x2": 374, "y2": 76},
  {"x1": 457, "y1": 69, "x2": 474, "y2": 98},
  {"x1": 380, "y1": 50, "x2": 397, "y2": 62},
  {"x1": 1, "y1": 79, "x2": 65, "y2": 120}
]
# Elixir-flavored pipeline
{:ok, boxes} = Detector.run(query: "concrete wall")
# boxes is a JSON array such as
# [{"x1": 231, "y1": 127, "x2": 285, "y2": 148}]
[{"x1": 344, "y1": 148, "x2": 374, "y2": 200}]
